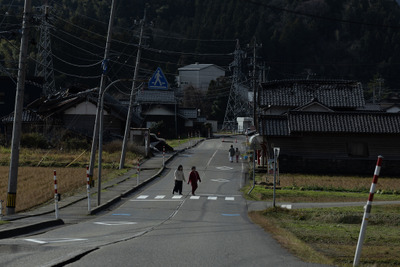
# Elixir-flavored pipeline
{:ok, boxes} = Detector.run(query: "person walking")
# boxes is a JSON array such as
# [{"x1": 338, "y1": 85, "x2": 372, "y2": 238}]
[
  {"x1": 173, "y1": 165, "x2": 185, "y2": 195},
  {"x1": 188, "y1": 166, "x2": 201, "y2": 195},
  {"x1": 229, "y1": 145, "x2": 235, "y2": 163},
  {"x1": 235, "y1": 147, "x2": 240, "y2": 163}
]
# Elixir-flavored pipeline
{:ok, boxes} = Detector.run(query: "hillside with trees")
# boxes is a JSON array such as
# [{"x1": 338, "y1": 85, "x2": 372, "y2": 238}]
[{"x1": 1, "y1": 0, "x2": 400, "y2": 102}]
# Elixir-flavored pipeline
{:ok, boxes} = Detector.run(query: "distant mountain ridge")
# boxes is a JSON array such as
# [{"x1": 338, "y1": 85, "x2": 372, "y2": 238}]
[{"x1": 1, "y1": 0, "x2": 400, "y2": 95}]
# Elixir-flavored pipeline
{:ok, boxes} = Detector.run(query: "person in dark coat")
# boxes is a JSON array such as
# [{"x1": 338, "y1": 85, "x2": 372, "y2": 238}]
[
  {"x1": 229, "y1": 145, "x2": 235, "y2": 163},
  {"x1": 188, "y1": 166, "x2": 201, "y2": 195},
  {"x1": 235, "y1": 147, "x2": 240, "y2": 163}
]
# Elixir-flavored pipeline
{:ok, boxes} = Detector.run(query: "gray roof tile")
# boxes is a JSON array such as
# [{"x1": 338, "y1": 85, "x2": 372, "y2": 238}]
[
  {"x1": 261, "y1": 111, "x2": 400, "y2": 136},
  {"x1": 137, "y1": 90, "x2": 176, "y2": 103},
  {"x1": 1, "y1": 109, "x2": 43, "y2": 123},
  {"x1": 260, "y1": 80, "x2": 365, "y2": 109},
  {"x1": 288, "y1": 111, "x2": 400, "y2": 134}
]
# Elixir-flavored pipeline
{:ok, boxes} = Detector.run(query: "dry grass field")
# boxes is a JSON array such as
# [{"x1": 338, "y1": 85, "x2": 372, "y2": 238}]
[
  {"x1": 0, "y1": 144, "x2": 141, "y2": 212},
  {"x1": 0, "y1": 166, "x2": 106, "y2": 212},
  {"x1": 263, "y1": 173, "x2": 400, "y2": 192}
]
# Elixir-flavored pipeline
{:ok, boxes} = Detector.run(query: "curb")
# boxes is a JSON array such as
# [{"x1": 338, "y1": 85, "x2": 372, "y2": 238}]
[
  {"x1": 0, "y1": 219, "x2": 64, "y2": 239},
  {"x1": 0, "y1": 139, "x2": 205, "y2": 238},
  {"x1": 89, "y1": 139, "x2": 205, "y2": 215}
]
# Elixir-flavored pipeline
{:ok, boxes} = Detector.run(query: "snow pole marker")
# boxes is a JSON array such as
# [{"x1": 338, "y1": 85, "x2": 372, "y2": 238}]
[
  {"x1": 54, "y1": 170, "x2": 59, "y2": 219},
  {"x1": 353, "y1": 155, "x2": 383, "y2": 266}
]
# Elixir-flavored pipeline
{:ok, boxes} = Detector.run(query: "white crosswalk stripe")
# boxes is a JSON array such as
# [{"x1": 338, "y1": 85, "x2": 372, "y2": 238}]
[{"x1": 134, "y1": 195, "x2": 235, "y2": 201}]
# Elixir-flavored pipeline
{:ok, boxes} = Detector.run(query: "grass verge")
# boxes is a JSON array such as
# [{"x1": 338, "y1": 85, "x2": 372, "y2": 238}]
[
  {"x1": 245, "y1": 172, "x2": 400, "y2": 266},
  {"x1": 249, "y1": 206, "x2": 400, "y2": 266}
]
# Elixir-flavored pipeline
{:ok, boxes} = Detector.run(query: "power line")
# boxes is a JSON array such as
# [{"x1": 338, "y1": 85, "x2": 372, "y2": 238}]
[
  {"x1": 241, "y1": 0, "x2": 400, "y2": 29},
  {"x1": 52, "y1": 52, "x2": 102, "y2": 68}
]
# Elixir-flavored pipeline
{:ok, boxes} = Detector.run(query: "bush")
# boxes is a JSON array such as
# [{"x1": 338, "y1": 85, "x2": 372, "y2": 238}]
[
  {"x1": 20, "y1": 133, "x2": 48, "y2": 148},
  {"x1": 103, "y1": 140, "x2": 145, "y2": 156},
  {"x1": 0, "y1": 134, "x2": 6, "y2": 146},
  {"x1": 60, "y1": 137, "x2": 90, "y2": 150},
  {"x1": 103, "y1": 140, "x2": 122, "y2": 153}
]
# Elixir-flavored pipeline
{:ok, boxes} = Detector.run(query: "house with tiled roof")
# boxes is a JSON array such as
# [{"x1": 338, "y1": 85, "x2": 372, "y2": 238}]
[
  {"x1": 0, "y1": 76, "x2": 43, "y2": 133},
  {"x1": 135, "y1": 89, "x2": 204, "y2": 138},
  {"x1": 1, "y1": 87, "x2": 142, "y2": 144},
  {"x1": 258, "y1": 79, "x2": 400, "y2": 176}
]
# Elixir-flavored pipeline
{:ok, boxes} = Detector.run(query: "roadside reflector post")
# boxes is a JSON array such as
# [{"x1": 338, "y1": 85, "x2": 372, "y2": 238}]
[
  {"x1": 86, "y1": 166, "x2": 91, "y2": 212},
  {"x1": 273, "y1": 147, "x2": 280, "y2": 208},
  {"x1": 353, "y1": 155, "x2": 383, "y2": 266},
  {"x1": 137, "y1": 162, "x2": 140, "y2": 186},
  {"x1": 0, "y1": 200, "x2": 3, "y2": 217},
  {"x1": 54, "y1": 170, "x2": 59, "y2": 219},
  {"x1": 163, "y1": 146, "x2": 165, "y2": 167}
]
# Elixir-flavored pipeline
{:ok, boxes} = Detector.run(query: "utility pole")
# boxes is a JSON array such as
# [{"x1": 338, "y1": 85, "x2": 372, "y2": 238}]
[
  {"x1": 119, "y1": 9, "x2": 146, "y2": 169},
  {"x1": 6, "y1": 0, "x2": 32, "y2": 215},
  {"x1": 35, "y1": 0, "x2": 56, "y2": 96},
  {"x1": 88, "y1": 0, "x2": 116, "y2": 206}
]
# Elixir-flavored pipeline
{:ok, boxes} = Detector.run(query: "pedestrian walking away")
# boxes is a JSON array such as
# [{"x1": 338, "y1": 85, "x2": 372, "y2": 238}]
[
  {"x1": 173, "y1": 165, "x2": 185, "y2": 195},
  {"x1": 235, "y1": 147, "x2": 240, "y2": 163},
  {"x1": 188, "y1": 166, "x2": 201, "y2": 195},
  {"x1": 229, "y1": 145, "x2": 235, "y2": 163}
]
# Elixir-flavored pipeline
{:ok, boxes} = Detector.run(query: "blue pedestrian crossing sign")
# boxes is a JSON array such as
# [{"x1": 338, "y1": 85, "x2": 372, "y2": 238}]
[{"x1": 148, "y1": 67, "x2": 168, "y2": 90}]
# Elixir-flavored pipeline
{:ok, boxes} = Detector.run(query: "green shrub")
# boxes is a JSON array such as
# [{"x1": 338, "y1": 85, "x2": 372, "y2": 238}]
[
  {"x1": 103, "y1": 140, "x2": 122, "y2": 153},
  {"x1": 20, "y1": 133, "x2": 48, "y2": 148},
  {"x1": 60, "y1": 137, "x2": 90, "y2": 150}
]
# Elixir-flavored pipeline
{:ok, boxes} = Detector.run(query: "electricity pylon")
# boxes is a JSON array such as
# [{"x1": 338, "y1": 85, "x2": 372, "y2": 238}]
[
  {"x1": 35, "y1": 1, "x2": 55, "y2": 96},
  {"x1": 222, "y1": 39, "x2": 249, "y2": 131}
]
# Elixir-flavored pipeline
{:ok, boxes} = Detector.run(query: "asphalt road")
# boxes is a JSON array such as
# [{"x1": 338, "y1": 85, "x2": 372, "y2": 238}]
[{"x1": 0, "y1": 137, "x2": 329, "y2": 267}]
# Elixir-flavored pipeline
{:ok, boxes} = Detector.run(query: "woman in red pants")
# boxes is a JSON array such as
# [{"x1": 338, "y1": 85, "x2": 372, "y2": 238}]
[{"x1": 188, "y1": 166, "x2": 201, "y2": 195}]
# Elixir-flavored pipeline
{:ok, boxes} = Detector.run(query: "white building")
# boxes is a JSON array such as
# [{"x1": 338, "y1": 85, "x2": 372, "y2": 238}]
[
  {"x1": 236, "y1": 117, "x2": 253, "y2": 133},
  {"x1": 177, "y1": 63, "x2": 225, "y2": 92}
]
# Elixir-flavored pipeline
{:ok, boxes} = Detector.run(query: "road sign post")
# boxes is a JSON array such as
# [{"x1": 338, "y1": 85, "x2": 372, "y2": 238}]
[{"x1": 148, "y1": 67, "x2": 168, "y2": 90}]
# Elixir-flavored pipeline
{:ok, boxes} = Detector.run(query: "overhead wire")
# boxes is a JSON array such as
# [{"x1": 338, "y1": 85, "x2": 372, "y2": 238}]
[{"x1": 241, "y1": 0, "x2": 400, "y2": 29}]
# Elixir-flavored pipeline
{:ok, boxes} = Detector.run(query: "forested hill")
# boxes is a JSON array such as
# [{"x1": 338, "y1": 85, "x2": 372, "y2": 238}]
[{"x1": 1, "y1": 0, "x2": 400, "y2": 95}]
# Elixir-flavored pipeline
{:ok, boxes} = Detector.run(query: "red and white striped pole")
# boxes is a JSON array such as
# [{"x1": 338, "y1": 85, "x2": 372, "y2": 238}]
[
  {"x1": 54, "y1": 170, "x2": 59, "y2": 219},
  {"x1": 137, "y1": 162, "x2": 140, "y2": 185},
  {"x1": 86, "y1": 166, "x2": 91, "y2": 212},
  {"x1": 353, "y1": 155, "x2": 383, "y2": 266},
  {"x1": 163, "y1": 146, "x2": 165, "y2": 167}
]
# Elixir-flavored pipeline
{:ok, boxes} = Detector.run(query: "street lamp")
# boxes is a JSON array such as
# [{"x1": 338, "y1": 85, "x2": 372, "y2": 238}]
[
  {"x1": 273, "y1": 147, "x2": 280, "y2": 207},
  {"x1": 97, "y1": 78, "x2": 131, "y2": 205}
]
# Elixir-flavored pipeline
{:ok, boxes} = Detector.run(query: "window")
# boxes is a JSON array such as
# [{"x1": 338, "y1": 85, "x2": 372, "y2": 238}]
[{"x1": 347, "y1": 142, "x2": 369, "y2": 157}]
